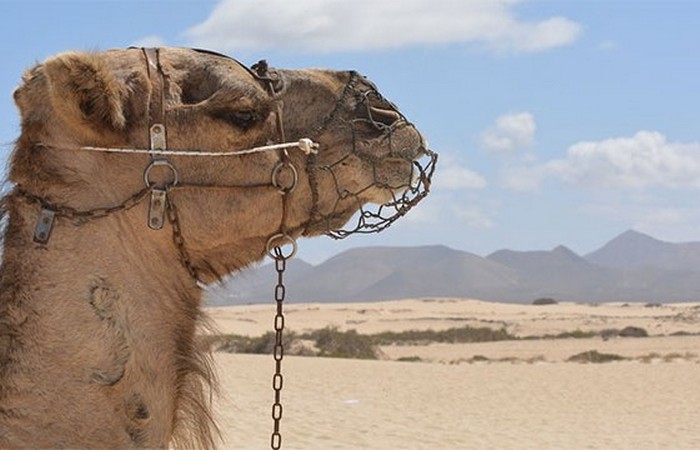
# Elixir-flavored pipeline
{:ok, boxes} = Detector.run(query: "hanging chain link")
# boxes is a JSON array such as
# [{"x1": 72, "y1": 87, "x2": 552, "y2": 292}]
[
  {"x1": 267, "y1": 233, "x2": 297, "y2": 450},
  {"x1": 165, "y1": 196, "x2": 200, "y2": 281},
  {"x1": 270, "y1": 246, "x2": 287, "y2": 450}
]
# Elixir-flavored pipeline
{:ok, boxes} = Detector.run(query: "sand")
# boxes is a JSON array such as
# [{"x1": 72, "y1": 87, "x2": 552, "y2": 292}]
[{"x1": 207, "y1": 299, "x2": 700, "y2": 449}]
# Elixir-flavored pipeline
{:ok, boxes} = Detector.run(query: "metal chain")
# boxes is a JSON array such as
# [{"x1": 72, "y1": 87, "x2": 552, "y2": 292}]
[
  {"x1": 270, "y1": 246, "x2": 287, "y2": 450},
  {"x1": 165, "y1": 195, "x2": 200, "y2": 281},
  {"x1": 15, "y1": 186, "x2": 153, "y2": 224}
]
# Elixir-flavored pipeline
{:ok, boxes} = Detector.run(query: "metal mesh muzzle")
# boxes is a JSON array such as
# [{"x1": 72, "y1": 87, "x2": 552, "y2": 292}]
[{"x1": 306, "y1": 72, "x2": 438, "y2": 239}]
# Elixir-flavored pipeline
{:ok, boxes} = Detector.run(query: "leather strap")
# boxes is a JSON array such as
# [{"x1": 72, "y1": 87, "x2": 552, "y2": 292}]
[
  {"x1": 142, "y1": 48, "x2": 166, "y2": 150},
  {"x1": 141, "y1": 48, "x2": 170, "y2": 231}
]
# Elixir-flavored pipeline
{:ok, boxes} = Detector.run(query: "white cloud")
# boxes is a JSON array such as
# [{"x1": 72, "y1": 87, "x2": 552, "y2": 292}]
[
  {"x1": 503, "y1": 131, "x2": 700, "y2": 191},
  {"x1": 435, "y1": 165, "x2": 487, "y2": 191},
  {"x1": 431, "y1": 152, "x2": 487, "y2": 191},
  {"x1": 481, "y1": 112, "x2": 536, "y2": 154},
  {"x1": 185, "y1": 0, "x2": 581, "y2": 53},
  {"x1": 131, "y1": 35, "x2": 167, "y2": 48},
  {"x1": 579, "y1": 199, "x2": 700, "y2": 245},
  {"x1": 546, "y1": 131, "x2": 700, "y2": 189}
]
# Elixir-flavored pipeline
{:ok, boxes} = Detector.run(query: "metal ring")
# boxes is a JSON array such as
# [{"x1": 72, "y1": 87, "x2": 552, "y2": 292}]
[
  {"x1": 144, "y1": 159, "x2": 179, "y2": 188},
  {"x1": 271, "y1": 161, "x2": 298, "y2": 194},
  {"x1": 266, "y1": 233, "x2": 298, "y2": 260}
]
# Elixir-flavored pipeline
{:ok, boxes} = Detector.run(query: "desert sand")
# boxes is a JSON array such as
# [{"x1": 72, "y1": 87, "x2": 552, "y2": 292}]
[{"x1": 207, "y1": 299, "x2": 700, "y2": 449}]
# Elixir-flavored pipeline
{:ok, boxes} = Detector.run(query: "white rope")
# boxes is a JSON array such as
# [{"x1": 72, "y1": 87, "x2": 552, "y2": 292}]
[{"x1": 43, "y1": 138, "x2": 319, "y2": 157}]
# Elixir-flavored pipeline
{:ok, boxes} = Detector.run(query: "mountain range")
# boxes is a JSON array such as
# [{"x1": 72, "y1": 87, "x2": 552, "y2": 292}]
[{"x1": 205, "y1": 230, "x2": 700, "y2": 305}]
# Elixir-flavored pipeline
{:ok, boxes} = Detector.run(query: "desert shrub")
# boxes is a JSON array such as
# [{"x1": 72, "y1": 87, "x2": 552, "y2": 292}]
[
  {"x1": 532, "y1": 297, "x2": 558, "y2": 306},
  {"x1": 525, "y1": 355, "x2": 547, "y2": 364},
  {"x1": 645, "y1": 302, "x2": 662, "y2": 308},
  {"x1": 600, "y1": 329, "x2": 620, "y2": 340},
  {"x1": 371, "y1": 326, "x2": 515, "y2": 345},
  {"x1": 663, "y1": 353, "x2": 684, "y2": 362},
  {"x1": 397, "y1": 356, "x2": 423, "y2": 362},
  {"x1": 552, "y1": 329, "x2": 597, "y2": 339},
  {"x1": 521, "y1": 329, "x2": 597, "y2": 340},
  {"x1": 662, "y1": 352, "x2": 696, "y2": 362},
  {"x1": 302, "y1": 327, "x2": 378, "y2": 359},
  {"x1": 567, "y1": 350, "x2": 627, "y2": 363},
  {"x1": 213, "y1": 328, "x2": 380, "y2": 359},
  {"x1": 670, "y1": 331, "x2": 694, "y2": 336},
  {"x1": 206, "y1": 333, "x2": 254, "y2": 353},
  {"x1": 211, "y1": 331, "x2": 299, "y2": 354},
  {"x1": 619, "y1": 326, "x2": 648, "y2": 338},
  {"x1": 210, "y1": 324, "x2": 519, "y2": 360},
  {"x1": 638, "y1": 353, "x2": 662, "y2": 363}
]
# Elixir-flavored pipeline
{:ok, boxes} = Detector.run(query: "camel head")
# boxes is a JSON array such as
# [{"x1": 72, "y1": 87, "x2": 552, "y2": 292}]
[{"x1": 11, "y1": 47, "x2": 436, "y2": 284}]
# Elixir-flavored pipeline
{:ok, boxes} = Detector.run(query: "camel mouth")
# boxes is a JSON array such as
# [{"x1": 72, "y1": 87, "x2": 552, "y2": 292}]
[
  {"x1": 297, "y1": 70, "x2": 438, "y2": 239},
  {"x1": 318, "y1": 142, "x2": 437, "y2": 240},
  {"x1": 331, "y1": 95, "x2": 437, "y2": 237}
]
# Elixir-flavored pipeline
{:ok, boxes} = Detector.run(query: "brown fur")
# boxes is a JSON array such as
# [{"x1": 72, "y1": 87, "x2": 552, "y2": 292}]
[{"x1": 0, "y1": 48, "x2": 425, "y2": 449}]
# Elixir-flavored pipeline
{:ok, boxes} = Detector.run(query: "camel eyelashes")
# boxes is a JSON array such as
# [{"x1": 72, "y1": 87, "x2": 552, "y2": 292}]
[{"x1": 210, "y1": 109, "x2": 264, "y2": 130}]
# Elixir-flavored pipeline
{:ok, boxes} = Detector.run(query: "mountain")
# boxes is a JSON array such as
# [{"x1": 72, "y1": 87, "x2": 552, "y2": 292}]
[
  {"x1": 206, "y1": 259, "x2": 315, "y2": 306},
  {"x1": 208, "y1": 245, "x2": 520, "y2": 303},
  {"x1": 334, "y1": 246, "x2": 519, "y2": 302},
  {"x1": 487, "y1": 245, "x2": 611, "y2": 301},
  {"x1": 585, "y1": 229, "x2": 700, "y2": 271},
  {"x1": 205, "y1": 230, "x2": 700, "y2": 306}
]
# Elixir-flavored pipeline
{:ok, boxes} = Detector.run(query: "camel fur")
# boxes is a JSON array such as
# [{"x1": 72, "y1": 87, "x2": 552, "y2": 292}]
[{"x1": 0, "y1": 48, "x2": 427, "y2": 449}]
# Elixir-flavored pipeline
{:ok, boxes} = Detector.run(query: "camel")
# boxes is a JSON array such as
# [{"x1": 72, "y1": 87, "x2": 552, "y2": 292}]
[{"x1": 0, "y1": 47, "x2": 435, "y2": 449}]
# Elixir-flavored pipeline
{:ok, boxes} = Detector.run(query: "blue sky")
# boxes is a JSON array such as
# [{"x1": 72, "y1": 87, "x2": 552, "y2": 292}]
[{"x1": 1, "y1": 0, "x2": 698, "y2": 264}]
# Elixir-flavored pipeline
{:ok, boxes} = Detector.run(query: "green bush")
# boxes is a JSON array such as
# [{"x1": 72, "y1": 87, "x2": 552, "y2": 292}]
[
  {"x1": 210, "y1": 331, "x2": 298, "y2": 354},
  {"x1": 600, "y1": 329, "x2": 620, "y2": 340},
  {"x1": 619, "y1": 326, "x2": 648, "y2": 338},
  {"x1": 534, "y1": 329, "x2": 597, "y2": 340},
  {"x1": 301, "y1": 327, "x2": 379, "y2": 359},
  {"x1": 567, "y1": 350, "x2": 627, "y2": 363},
  {"x1": 397, "y1": 356, "x2": 423, "y2": 362},
  {"x1": 371, "y1": 326, "x2": 515, "y2": 345},
  {"x1": 532, "y1": 298, "x2": 558, "y2": 305}
]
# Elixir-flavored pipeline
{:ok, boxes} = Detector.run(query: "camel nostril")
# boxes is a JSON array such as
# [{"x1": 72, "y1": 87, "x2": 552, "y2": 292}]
[{"x1": 369, "y1": 106, "x2": 402, "y2": 127}]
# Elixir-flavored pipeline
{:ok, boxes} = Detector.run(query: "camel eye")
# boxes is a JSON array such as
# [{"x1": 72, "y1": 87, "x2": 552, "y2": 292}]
[{"x1": 211, "y1": 109, "x2": 261, "y2": 130}]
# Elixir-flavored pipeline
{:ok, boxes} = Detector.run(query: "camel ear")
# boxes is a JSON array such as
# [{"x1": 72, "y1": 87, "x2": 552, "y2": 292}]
[{"x1": 44, "y1": 52, "x2": 127, "y2": 131}]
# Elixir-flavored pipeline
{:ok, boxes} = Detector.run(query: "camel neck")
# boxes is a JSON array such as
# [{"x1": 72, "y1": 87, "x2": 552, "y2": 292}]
[{"x1": 0, "y1": 196, "x2": 216, "y2": 449}]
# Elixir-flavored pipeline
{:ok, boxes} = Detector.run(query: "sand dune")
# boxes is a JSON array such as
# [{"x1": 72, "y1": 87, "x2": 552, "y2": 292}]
[{"x1": 207, "y1": 299, "x2": 700, "y2": 449}]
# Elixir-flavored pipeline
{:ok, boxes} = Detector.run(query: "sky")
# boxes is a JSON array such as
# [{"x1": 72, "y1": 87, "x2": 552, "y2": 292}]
[{"x1": 0, "y1": 0, "x2": 699, "y2": 265}]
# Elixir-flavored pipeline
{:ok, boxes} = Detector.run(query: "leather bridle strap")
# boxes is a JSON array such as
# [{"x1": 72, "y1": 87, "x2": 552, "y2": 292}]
[
  {"x1": 142, "y1": 48, "x2": 167, "y2": 152},
  {"x1": 142, "y1": 48, "x2": 171, "y2": 230}
]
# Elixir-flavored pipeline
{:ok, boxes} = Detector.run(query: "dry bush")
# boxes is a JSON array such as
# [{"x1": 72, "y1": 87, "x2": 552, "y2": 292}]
[
  {"x1": 568, "y1": 350, "x2": 627, "y2": 363},
  {"x1": 532, "y1": 297, "x2": 558, "y2": 306},
  {"x1": 371, "y1": 326, "x2": 515, "y2": 345},
  {"x1": 619, "y1": 326, "x2": 648, "y2": 337},
  {"x1": 301, "y1": 327, "x2": 378, "y2": 359}
]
